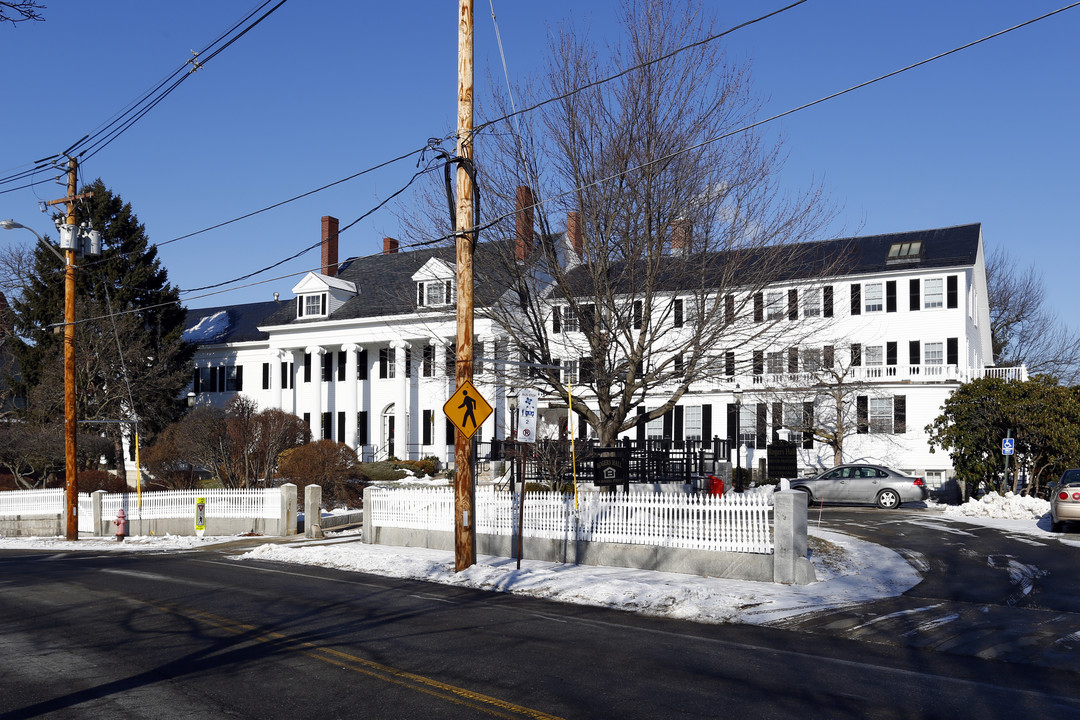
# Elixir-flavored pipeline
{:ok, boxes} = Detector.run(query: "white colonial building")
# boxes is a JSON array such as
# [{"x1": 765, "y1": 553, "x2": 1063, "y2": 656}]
[{"x1": 182, "y1": 213, "x2": 1022, "y2": 493}]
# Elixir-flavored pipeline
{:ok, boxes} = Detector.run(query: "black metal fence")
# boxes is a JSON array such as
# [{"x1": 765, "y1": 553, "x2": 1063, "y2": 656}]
[{"x1": 477, "y1": 437, "x2": 730, "y2": 486}]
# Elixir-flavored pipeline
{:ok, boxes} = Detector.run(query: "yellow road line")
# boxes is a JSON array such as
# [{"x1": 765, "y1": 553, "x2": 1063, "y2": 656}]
[{"x1": 129, "y1": 596, "x2": 563, "y2": 720}]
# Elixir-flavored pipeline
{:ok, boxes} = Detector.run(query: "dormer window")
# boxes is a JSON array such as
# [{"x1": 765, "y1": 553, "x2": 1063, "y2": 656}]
[
  {"x1": 887, "y1": 241, "x2": 921, "y2": 263},
  {"x1": 298, "y1": 293, "x2": 327, "y2": 318},
  {"x1": 418, "y1": 279, "x2": 453, "y2": 307}
]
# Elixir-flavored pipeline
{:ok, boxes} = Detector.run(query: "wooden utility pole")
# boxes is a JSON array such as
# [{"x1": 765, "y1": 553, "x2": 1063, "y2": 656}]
[
  {"x1": 46, "y1": 157, "x2": 83, "y2": 540},
  {"x1": 454, "y1": 0, "x2": 476, "y2": 571}
]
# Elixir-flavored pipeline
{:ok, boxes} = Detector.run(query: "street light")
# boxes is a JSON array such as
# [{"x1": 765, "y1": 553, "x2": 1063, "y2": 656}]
[
  {"x1": 1, "y1": 218, "x2": 78, "y2": 539},
  {"x1": 733, "y1": 383, "x2": 744, "y2": 493}
]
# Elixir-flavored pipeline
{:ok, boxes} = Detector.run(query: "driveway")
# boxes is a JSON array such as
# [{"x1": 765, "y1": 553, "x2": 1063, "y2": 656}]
[{"x1": 771, "y1": 505, "x2": 1080, "y2": 671}]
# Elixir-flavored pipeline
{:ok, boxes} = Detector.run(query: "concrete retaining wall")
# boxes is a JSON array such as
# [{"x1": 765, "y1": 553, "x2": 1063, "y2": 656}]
[{"x1": 0, "y1": 514, "x2": 62, "y2": 537}]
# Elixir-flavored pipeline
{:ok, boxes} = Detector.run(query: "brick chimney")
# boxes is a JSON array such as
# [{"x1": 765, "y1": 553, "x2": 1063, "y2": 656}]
[
  {"x1": 670, "y1": 219, "x2": 692, "y2": 255},
  {"x1": 383, "y1": 237, "x2": 399, "y2": 254},
  {"x1": 321, "y1": 216, "x2": 339, "y2": 276},
  {"x1": 567, "y1": 211, "x2": 583, "y2": 257},
  {"x1": 515, "y1": 185, "x2": 535, "y2": 261}
]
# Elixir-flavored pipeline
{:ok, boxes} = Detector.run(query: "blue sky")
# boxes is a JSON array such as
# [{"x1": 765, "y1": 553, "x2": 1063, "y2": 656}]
[{"x1": 1, "y1": 1, "x2": 1077, "y2": 326}]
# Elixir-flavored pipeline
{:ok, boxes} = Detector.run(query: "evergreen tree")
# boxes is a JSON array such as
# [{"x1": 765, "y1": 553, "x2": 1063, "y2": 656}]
[{"x1": 12, "y1": 178, "x2": 193, "y2": 471}]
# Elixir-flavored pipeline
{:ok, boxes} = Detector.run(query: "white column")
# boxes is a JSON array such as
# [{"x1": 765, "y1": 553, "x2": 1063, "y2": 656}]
[
  {"x1": 394, "y1": 341, "x2": 410, "y2": 459},
  {"x1": 431, "y1": 338, "x2": 447, "y2": 463},
  {"x1": 270, "y1": 349, "x2": 284, "y2": 411},
  {"x1": 306, "y1": 346, "x2": 325, "y2": 439},
  {"x1": 342, "y1": 343, "x2": 359, "y2": 449}
]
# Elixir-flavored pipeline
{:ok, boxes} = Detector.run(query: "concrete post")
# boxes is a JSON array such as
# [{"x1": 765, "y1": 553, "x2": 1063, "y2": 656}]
[
  {"x1": 92, "y1": 490, "x2": 105, "y2": 537},
  {"x1": 362, "y1": 485, "x2": 373, "y2": 543},
  {"x1": 280, "y1": 483, "x2": 298, "y2": 536},
  {"x1": 773, "y1": 489, "x2": 813, "y2": 584},
  {"x1": 305, "y1": 484, "x2": 323, "y2": 538}
]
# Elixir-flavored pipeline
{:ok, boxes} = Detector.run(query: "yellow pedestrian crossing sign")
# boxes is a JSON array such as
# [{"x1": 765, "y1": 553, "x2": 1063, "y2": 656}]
[{"x1": 444, "y1": 380, "x2": 492, "y2": 439}]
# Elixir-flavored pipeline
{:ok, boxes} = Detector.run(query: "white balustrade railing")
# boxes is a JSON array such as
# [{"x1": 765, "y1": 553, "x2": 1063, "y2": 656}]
[{"x1": 368, "y1": 486, "x2": 773, "y2": 554}]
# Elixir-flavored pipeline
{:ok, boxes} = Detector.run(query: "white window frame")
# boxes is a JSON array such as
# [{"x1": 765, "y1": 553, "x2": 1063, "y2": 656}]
[
  {"x1": 802, "y1": 288, "x2": 821, "y2": 318},
  {"x1": 782, "y1": 404, "x2": 804, "y2": 445},
  {"x1": 766, "y1": 291, "x2": 784, "y2": 320},
  {"x1": 303, "y1": 293, "x2": 325, "y2": 317},
  {"x1": 562, "y1": 359, "x2": 578, "y2": 384},
  {"x1": 684, "y1": 405, "x2": 702, "y2": 442},
  {"x1": 766, "y1": 351, "x2": 784, "y2": 374},
  {"x1": 646, "y1": 412, "x2": 664, "y2": 440},
  {"x1": 738, "y1": 404, "x2": 756, "y2": 446},
  {"x1": 925, "y1": 342, "x2": 944, "y2": 365},
  {"x1": 869, "y1": 397, "x2": 894, "y2": 433},
  {"x1": 924, "y1": 278, "x2": 943, "y2": 309},
  {"x1": 561, "y1": 307, "x2": 579, "y2": 333},
  {"x1": 864, "y1": 282, "x2": 883, "y2": 313},
  {"x1": 802, "y1": 347, "x2": 822, "y2": 372},
  {"x1": 418, "y1": 279, "x2": 453, "y2": 308},
  {"x1": 865, "y1": 345, "x2": 884, "y2": 366}
]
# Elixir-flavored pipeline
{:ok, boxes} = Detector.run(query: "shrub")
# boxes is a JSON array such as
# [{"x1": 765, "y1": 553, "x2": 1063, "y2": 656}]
[{"x1": 77, "y1": 470, "x2": 129, "y2": 493}]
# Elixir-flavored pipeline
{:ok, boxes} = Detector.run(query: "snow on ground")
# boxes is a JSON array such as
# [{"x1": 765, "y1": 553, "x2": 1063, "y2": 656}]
[{"x1": 1, "y1": 491, "x2": 1073, "y2": 624}]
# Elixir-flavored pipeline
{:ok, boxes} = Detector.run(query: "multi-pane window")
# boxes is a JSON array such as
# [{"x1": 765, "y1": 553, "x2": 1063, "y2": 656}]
[
  {"x1": 422, "y1": 344, "x2": 435, "y2": 377},
  {"x1": 802, "y1": 347, "x2": 822, "y2": 371},
  {"x1": 417, "y1": 280, "x2": 453, "y2": 307},
  {"x1": 561, "y1": 307, "x2": 578, "y2": 332},
  {"x1": 767, "y1": 351, "x2": 784, "y2": 374},
  {"x1": 803, "y1": 288, "x2": 821, "y2": 318},
  {"x1": 783, "y1": 404, "x2": 804, "y2": 445},
  {"x1": 646, "y1": 412, "x2": 664, "y2": 440},
  {"x1": 924, "y1": 278, "x2": 943, "y2": 309},
  {"x1": 865, "y1": 345, "x2": 884, "y2": 366},
  {"x1": 304, "y1": 294, "x2": 324, "y2": 316},
  {"x1": 738, "y1": 405, "x2": 756, "y2": 446},
  {"x1": 925, "y1": 342, "x2": 944, "y2": 365},
  {"x1": 684, "y1": 405, "x2": 703, "y2": 441},
  {"x1": 864, "y1": 283, "x2": 883, "y2": 313},
  {"x1": 766, "y1": 291, "x2": 784, "y2": 320},
  {"x1": 562, "y1": 359, "x2": 578, "y2": 384},
  {"x1": 869, "y1": 397, "x2": 894, "y2": 433}
]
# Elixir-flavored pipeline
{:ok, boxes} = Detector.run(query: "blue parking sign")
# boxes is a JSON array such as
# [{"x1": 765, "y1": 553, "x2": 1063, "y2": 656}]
[{"x1": 1002, "y1": 438, "x2": 1014, "y2": 455}]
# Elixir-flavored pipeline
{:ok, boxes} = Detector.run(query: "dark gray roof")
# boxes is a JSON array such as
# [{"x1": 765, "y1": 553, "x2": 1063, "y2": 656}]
[{"x1": 183, "y1": 301, "x2": 280, "y2": 344}]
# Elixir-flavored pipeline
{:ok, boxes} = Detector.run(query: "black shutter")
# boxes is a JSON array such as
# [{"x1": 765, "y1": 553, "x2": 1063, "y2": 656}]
[
  {"x1": 857, "y1": 396, "x2": 868, "y2": 434},
  {"x1": 633, "y1": 300, "x2": 642, "y2": 329},
  {"x1": 909, "y1": 279, "x2": 920, "y2": 311},
  {"x1": 380, "y1": 348, "x2": 389, "y2": 378},
  {"x1": 772, "y1": 402, "x2": 783, "y2": 442},
  {"x1": 446, "y1": 418, "x2": 454, "y2": 444},
  {"x1": 663, "y1": 409, "x2": 674, "y2": 441},
  {"x1": 788, "y1": 289, "x2": 798, "y2": 320},
  {"x1": 423, "y1": 410, "x2": 433, "y2": 445},
  {"x1": 886, "y1": 281, "x2": 897, "y2": 313},
  {"x1": 235, "y1": 366, "x2": 243, "y2": 391},
  {"x1": 725, "y1": 294, "x2": 735, "y2": 324},
  {"x1": 824, "y1": 345, "x2": 834, "y2": 368},
  {"x1": 894, "y1": 395, "x2": 906, "y2": 434},
  {"x1": 755, "y1": 403, "x2": 767, "y2": 449},
  {"x1": 322, "y1": 353, "x2": 332, "y2": 382},
  {"x1": 358, "y1": 349, "x2": 368, "y2": 380},
  {"x1": 674, "y1": 299, "x2": 683, "y2": 328},
  {"x1": 417, "y1": 283, "x2": 425, "y2": 307},
  {"x1": 337, "y1": 411, "x2": 346, "y2": 443},
  {"x1": 280, "y1": 361, "x2": 288, "y2": 389},
  {"x1": 886, "y1": 342, "x2": 897, "y2": 366},
  {"x1": 725, "y1": 351, "x2": 735, "y2": 377},
  {"x1": 909, "y1": 340, "x2": 920, "y2": 365},
  {"x1": 701, "y1": 404, "x2": 712, "y2": 442},
  {"x1": 754, "y1": 293, "x2": 763, "y2": 322},
  {"x1": 726, "y1": 403, "x2": 737, "y2": 447},
  {"x1": 850, "y1": 284, "x2": 861, "y2": 315},
  {"x1": 947, "y1": 275, "x2": 958, "y2": 309},
  {"x1": 262, "y1": 362, "x2": 270, "y2": 390},
  {"x1": 823, "y1": 286, "x2": 834, "y2": 318},
  {"x1": 851, "y1": 343, "x2": 862, "y2": 367},
  {"x1": 304, "y1": 353, "x2": 312, "y2": 383},
  {"x1": 552, "y1": 306, "x2": 560, "y2": 334},
  {"x1": 674, "y1": 405, "x2": 684, "y2": 440},
  {"x1": 320, "y1": 293, "x2": 327, "y2": 315},
  {"x1": 216, "y1": 367, "x2": 225, "y2": 392},
  {"x1": 193, "y1": 367, "x2": 200, "y2": 394},
  {"x1": 788, "y1": 347, "x2": 798, "y2": 373},
  {"x1": 322, "y1": 412, "x2": 331, "y2": 440},
  {"x1": 338, "y1": 351, "x2": 346, "y2": 381},
  {"x1": 356, "y1": 411, "x2": 368, "y2": 445},
  {"x1": 636, "y1": 406, "x2": 646, "y2": 443},
  {"x1": 297, "y1": 296, "x2": 303, "y2": 317},
  {"x1": 753, "y1": 350, "x2": 763, "y2": 376},
  {"x1": 803, "y1": 402, "x2": 814, "y2": 449},
  {"x1": 947, "y1": 337, "x2": 959, "y2": 366}
]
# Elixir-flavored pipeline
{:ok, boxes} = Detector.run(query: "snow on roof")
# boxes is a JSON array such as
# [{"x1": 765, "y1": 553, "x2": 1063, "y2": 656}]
[{"x1": 182, "y1": 310, "x2": 231, "y2": 343}]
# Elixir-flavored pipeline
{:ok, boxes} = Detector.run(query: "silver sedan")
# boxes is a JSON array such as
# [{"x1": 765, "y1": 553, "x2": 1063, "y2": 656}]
[
  {"x1": 1051, "y1": 469, "x2": 1080, "y2": 532},
  {"x1": 790, "y1": 464, "x2": 929, "y2": 509}
]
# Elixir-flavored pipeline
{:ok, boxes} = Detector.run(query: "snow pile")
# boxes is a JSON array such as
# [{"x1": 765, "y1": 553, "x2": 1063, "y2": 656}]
[
  {"x1": 942, "y1": 491, "x2": 1049, "y2": 521},
  {"x1": 237, "y1": 528, "x2": 920, "y2": 626}
]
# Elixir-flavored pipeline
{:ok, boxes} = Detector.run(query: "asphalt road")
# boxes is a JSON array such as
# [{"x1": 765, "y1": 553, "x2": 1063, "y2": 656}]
[
  {"x1": 775, "y1": 505, "x2": 1080, "y2": 672},
  {"x1": 2, "y1": 543, "x2": 1079, "y2": 720}
]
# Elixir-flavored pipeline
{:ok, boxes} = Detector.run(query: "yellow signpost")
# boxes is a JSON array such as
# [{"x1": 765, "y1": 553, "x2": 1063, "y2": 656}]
[{"x1": 443, "y1": 380, "x2": 492, "y2": 439}]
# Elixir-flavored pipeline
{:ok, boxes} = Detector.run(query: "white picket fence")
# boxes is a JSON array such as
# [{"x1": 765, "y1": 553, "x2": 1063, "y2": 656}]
[
  {"x1": 368, "y1": 486, "x2": 773, "y2": 554},
  {"x1": 1, "y1": 487, "x2": 281, "y2": 533}
]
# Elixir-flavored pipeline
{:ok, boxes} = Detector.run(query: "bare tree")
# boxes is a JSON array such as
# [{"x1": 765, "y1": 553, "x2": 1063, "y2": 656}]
[
  {"x1": 440, "y1": 0, "x2": 836, "y2": 445},
  {"x1": 987, "y1": 246, "x2": 1080, "y2": 384},
  {"x1": 0, "y1": 1, "x2": 45, "y2": 25}
]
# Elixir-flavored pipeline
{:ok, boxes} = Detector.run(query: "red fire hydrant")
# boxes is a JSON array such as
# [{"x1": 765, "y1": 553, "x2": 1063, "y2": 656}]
[
  {"x1": 707, "y1": 474, "x2": 725, "y2": 496},
  {"x1": 114, "y1": 508, "x2": 128, "y2": 541}
]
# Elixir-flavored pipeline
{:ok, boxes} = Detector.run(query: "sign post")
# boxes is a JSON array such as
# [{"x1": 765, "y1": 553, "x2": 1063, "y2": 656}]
[{"x1": 1002, "y1": 433, "x2": 1014, "y2": 492}]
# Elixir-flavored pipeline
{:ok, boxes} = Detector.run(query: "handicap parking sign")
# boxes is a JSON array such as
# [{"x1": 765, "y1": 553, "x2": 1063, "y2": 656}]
[{"x1": 1002, "y1": 438, "x2": 1014, "y2": 455}]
